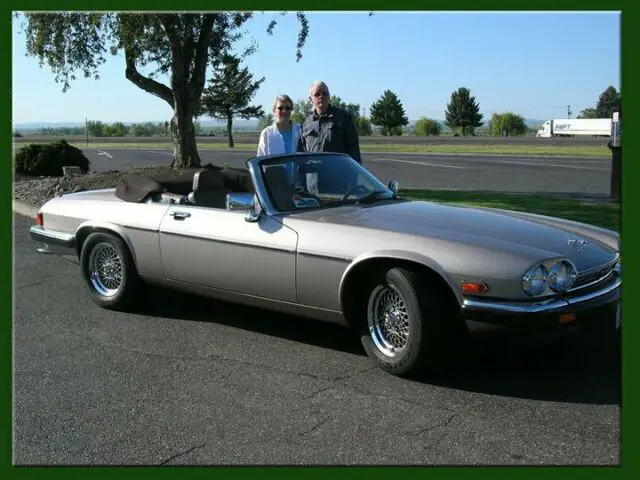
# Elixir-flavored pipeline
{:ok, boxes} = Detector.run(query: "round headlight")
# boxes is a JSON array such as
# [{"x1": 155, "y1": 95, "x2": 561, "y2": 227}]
[
  {"x1": 548, "y1": 260, "x2": 577, "y2": 292},
  {"x1": 522, "y1": 264, "x2": 549, "y2": 296}
]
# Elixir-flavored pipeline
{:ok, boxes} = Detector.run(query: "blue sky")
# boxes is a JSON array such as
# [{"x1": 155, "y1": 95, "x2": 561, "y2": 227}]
[{"x1": 12, "y1": 11, "x2": 621, "y2": 125}]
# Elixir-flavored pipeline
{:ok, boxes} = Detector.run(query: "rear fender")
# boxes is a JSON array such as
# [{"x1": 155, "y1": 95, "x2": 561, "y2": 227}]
[{"x1": 74, "y1": 220, "x2": 138, "y2": 266}]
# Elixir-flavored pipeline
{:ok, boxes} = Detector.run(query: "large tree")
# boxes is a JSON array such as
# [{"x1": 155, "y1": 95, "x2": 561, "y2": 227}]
[
  {"x1": 17, "y1": 12, "x2": 310, "y2": 168},
  {"x1": 195, "y1": 54, "x2": 265, "y2": 148},
  {"x1": 444, "y1": 87, "x2": 484, "y2": 136},
  {"x1": 329, "y1": 95, "x2": 361, "y2": 120},
  {"x1": 369, "y1": 90, "x2": 409, "y2": 136},
  {"x1": 595, "y1": 85, "x2": 621, "y2": 118},
  {"x1": 291, "y1": 98, "x2": 312, "y2": 124},
  {"x1": 577, "y1": 107, "x2": 598, "y2": 119}
]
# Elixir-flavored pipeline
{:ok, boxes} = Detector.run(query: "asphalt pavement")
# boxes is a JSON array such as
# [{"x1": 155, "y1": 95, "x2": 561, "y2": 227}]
[
  {"x1": 80, "y1": 147, "x2": 613, "y2": 197},
  {"x1": 13, "y1": 213, "x2": 620, "y2": 465}
]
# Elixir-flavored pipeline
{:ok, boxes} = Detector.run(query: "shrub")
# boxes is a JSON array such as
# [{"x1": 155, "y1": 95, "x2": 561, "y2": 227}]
[
  {"x1": 14, "y1": 140, "x2": 90, "y2": 177},
  {"x1": 415, "y1": 117, "x2": 442, "y2": 136}
]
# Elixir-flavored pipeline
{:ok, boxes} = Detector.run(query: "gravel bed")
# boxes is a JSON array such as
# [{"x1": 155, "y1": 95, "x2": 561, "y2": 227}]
[{"x1": 12, "y1": 166, "x2": 190, "y2": 208}]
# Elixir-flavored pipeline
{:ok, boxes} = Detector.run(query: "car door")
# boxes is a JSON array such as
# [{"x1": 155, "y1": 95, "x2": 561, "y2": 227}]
[{"x1": 158, "y1": 203, "x2": 299, "y2": 303}]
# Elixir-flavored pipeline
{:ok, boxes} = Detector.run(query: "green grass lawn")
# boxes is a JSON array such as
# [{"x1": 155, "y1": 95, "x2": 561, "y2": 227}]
[
  {"x1": 400, "y1": 189, "x2": 620, "y2": 232},
  {"x1": 13, "y1": 141, "x2": 610, "y2": 158}
]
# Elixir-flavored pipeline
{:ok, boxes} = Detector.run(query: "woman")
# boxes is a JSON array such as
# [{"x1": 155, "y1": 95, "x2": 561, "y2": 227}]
[{"x1": 256, "y1": 94, "x2": 304, "y2": 157}]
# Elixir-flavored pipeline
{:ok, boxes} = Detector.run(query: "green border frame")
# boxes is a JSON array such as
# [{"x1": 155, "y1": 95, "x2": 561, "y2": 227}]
[{"x1": 4, "y1": 1, "x2": 635, "y2": 476}]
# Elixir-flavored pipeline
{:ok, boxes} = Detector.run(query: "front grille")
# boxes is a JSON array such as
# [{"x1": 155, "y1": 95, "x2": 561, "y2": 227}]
[{"x1": 569, "y1": 260, "x2": 618, "y2": 292}]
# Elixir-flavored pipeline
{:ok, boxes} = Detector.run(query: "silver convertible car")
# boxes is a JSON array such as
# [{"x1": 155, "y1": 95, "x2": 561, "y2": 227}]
[{"x1": 29, "y1": 152, "x2": 621, "y2": 377}]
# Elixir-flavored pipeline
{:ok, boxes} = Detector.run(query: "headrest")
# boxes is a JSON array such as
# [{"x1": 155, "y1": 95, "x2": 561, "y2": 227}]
[
  {"x1": 222, "y1": 167, "x2": 254, "y2": 192},
  {"x1": 193, "y1": 169, "x2": 225, "y2": 191}
]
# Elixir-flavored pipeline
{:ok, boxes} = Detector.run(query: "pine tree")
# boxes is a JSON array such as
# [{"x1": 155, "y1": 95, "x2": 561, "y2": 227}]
[
  {"x1": 595, "y1": 86, "x2": 621, "y2": 118},
  {"x1": 369, "y1": 90, "x2": 409, "y2": 136},
  {"x1": 196, "y1": 54, "x2": 265, "y2": 147},
  {"x1": 444, "y1": 87, "x2": 484, "y2": 136}
]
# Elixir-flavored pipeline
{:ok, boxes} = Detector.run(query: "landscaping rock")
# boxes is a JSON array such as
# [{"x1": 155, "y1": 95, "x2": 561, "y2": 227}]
[
  {"x1": 62, "y1": 166, "x2": 83, "y2": 177},
  {"x1": 12, "y1": 164, "x2": 252, "y2": 208}
]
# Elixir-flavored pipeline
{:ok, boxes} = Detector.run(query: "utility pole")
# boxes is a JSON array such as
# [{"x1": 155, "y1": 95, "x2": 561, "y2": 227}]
[{"x1": 85, "y1": 117, "x2": 88, "y2": 146}]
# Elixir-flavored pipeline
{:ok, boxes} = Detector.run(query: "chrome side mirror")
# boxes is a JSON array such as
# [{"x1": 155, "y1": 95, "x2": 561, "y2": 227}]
[
  {"x1": 226, "y1": 192, "x2": 262, "y2": 222},
  {"x1": 247, "y1": 194, "x2": 264, "y2": 223},
  {"x1": 388, "y1": 180, "x2": 399, "y2": 196},
  {"x1": 245, "y1": 209, "x2": 261, "y2": 223},
  {"x1": 226, "y1": 192, "x2": 254, "y2": 211}
]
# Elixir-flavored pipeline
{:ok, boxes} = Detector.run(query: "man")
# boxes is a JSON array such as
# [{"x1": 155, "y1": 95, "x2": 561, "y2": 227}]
[{"x1": 301, "y1": 81, "x2": 362, "y2": 164}]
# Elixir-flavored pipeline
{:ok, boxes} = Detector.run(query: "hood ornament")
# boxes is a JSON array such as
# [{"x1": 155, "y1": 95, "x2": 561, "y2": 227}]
[{"x1": 568, "y1": 239, "x2": 588, "y2": 255}]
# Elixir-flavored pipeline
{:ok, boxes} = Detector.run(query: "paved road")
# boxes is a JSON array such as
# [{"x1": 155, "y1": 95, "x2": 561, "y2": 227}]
[
  {"x1": 14, "y1": 134, "x2": 611, "y2": 146},
  {"x1": 81, "y1": 147, "x2": 613, "y2": 197},
  {"x1": 13, "y1": 214, "x2": 620, "y2": 465}
]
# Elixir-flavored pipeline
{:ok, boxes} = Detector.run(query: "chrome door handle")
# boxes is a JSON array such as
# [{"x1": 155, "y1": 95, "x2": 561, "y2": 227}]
[{"x1": 170, "y1": 211, "x2": 191, "y2": 220}]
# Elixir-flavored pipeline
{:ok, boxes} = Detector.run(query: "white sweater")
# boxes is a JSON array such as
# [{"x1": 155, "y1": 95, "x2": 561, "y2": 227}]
[{"x1": 256, "y1": 123, "x2": 302, "y2": 157}]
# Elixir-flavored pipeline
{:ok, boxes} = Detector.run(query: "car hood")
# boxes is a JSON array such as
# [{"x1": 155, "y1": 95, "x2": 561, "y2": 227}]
[{"x1": 303, "y1": 200, "x2": 617, "y2": 270}]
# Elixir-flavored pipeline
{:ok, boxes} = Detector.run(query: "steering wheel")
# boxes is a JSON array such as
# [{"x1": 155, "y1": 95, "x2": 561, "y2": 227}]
[{"x1": 342, "y1": 184, "x2": 369, "y2": 201}]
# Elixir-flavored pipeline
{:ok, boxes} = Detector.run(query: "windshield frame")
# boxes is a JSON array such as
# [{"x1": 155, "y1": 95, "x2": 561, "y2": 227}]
[{"x1": 245, "y1": 152, "x2": 393, "y2": 216}]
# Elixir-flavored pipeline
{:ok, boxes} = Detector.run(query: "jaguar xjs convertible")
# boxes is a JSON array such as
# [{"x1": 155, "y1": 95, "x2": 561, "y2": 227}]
[{"x1": 29, "y1": 152, "x2": 621, "y2": 377}]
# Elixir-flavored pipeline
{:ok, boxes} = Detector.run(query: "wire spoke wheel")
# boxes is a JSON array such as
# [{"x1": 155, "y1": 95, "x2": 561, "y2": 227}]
[
  {"x1": 88, "y1": 242, "x2": 123, "y2": 297},
  {"x1": 367, "y1": 284, "x2": 411, "y2": 358}
]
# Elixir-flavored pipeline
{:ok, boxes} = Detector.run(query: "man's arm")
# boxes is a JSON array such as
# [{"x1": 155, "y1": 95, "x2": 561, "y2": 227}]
[{"x1": 344, "y1": 112, "x2": 362, "y2": 164}]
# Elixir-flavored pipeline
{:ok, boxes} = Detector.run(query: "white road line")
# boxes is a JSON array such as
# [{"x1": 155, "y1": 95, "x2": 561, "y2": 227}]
[
  {"x1": 145, "y1": 150, "x2": 174, "y2": 156},
  {"x1": 546, "y1": 163, "x2": 609, "y2": 171},
  {"x1": 97, "y1": 150, "x2": 112, "y2": 159},
  {"x1": 471, "y1": 159, "x2": 609, "y2": 171},
  {"x1": 368, "y1": 157, "x2": 467, "y2": 169},
  {"x1": 371, "y1": 156, "x2": 608, "y2": 172}
]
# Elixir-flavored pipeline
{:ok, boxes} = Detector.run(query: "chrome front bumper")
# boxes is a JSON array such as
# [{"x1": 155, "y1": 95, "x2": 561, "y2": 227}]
[
  {"x1": 29, "y1": 225, "x2": 77, "y2": 256},
  {"x1": 461, "y1": 273, "x2": 621, "y2": 331}
]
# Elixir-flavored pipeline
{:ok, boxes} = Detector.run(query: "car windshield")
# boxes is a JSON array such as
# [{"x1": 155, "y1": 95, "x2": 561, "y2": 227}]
[{"x1": 258, "y1": 153, "x2": 393, "y2": 212}]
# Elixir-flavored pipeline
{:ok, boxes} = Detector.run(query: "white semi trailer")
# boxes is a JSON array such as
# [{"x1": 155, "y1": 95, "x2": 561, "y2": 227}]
[{"x1": 536, "y1": 118, "x2": 612, "y2": 137}]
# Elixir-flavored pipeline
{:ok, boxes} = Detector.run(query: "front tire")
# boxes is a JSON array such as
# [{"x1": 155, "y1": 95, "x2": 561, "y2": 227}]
[
  {"x1": 79, "y1": 232, "x2": 141, "y2": 310},
  {"x1": 358, "y1": 267, "x2": 462, "y2": 377}
]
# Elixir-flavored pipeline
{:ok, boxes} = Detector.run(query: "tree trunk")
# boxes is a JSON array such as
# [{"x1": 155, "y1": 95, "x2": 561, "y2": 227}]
[
  {"x1": 170, "y1": 99, "x2": 201, "y2": 169},
  {"x1": 227, "y1": 114, "x2": 234, "y2": 148}
]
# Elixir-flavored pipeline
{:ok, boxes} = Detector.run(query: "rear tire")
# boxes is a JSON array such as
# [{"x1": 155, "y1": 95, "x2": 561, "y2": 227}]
[
  {"x1": 79, "y1": 232, "x2": 141, "y2": 311},
  {"x1": 358, "y1": 266, "x2": 463, "y2": 377}
]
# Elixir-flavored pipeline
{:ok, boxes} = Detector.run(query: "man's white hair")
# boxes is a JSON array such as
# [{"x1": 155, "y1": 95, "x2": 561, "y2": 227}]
[{"x1": 309, "y1": 80, "x2": 329, "y2": 95}]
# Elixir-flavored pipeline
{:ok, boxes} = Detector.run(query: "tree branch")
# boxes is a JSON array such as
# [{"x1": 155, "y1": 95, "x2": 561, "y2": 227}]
[
  {"x1": 124, "y1": 45, "x2": 173, "y2": 106},
  {"x1": 188, "y1": 14, "x2": 216, "y2": 109}
]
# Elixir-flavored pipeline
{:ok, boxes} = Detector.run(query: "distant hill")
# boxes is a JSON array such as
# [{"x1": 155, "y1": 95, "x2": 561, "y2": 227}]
[{"x1": 13, "y1": 118, "x2": 258, "y2": 130}]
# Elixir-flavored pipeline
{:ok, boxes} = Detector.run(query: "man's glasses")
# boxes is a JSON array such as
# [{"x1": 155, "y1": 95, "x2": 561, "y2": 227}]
[
  {"x1": 277, "y1": 106, "x2": 292, "y2": 111},
  {"x1": 312, "y1": 91, "x2": 329, "y2": 98}
]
